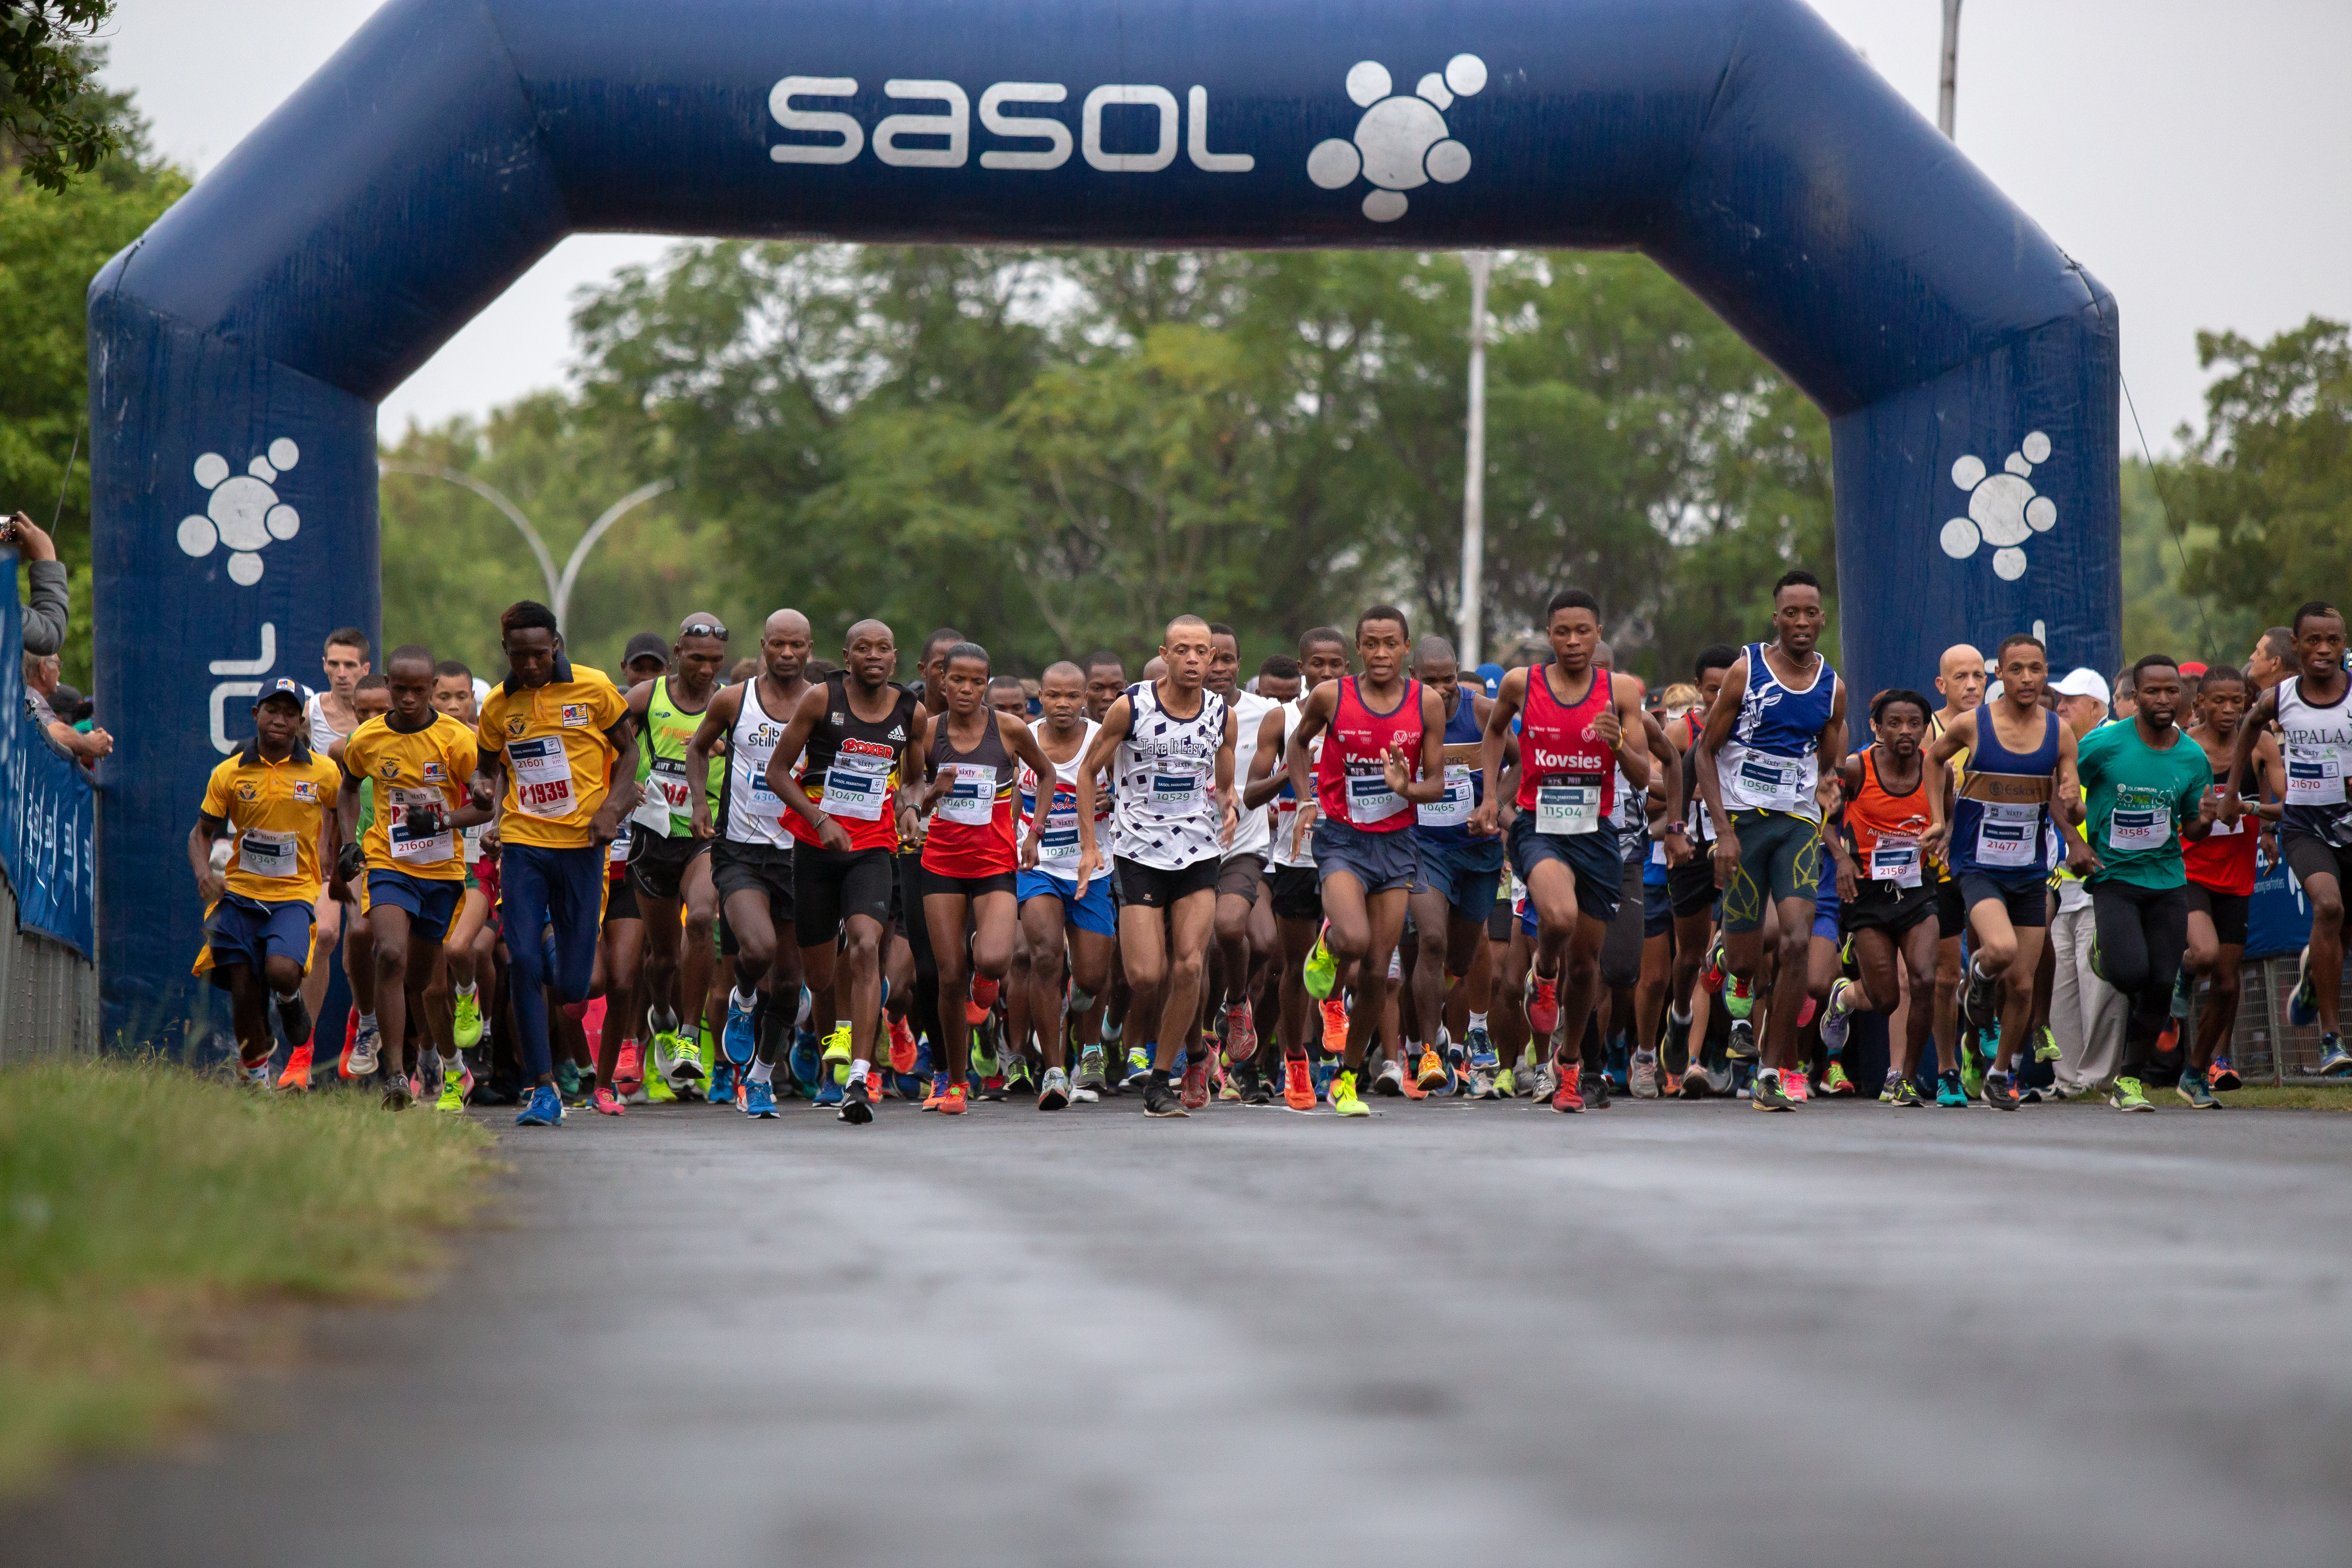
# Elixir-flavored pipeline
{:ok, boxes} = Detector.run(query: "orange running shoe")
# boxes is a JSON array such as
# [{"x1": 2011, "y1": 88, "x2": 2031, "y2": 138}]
[
  {"x1": 1415, "y1": 1047, "x2": 1448, "y2": 1094},
  {"x1": 1319, "y1": 997, "x2": 1349, "y2": 1055},
  {"x1": 966, "y1": 977, "x2": 1001, "y2": 1026},
  {"x1": 1549, "y1": 1059, "x2": 1585, "y2": 1113},
  {"x1": 865, "y1": 1072, "x2": 885, "y2": 1105},
  {"x1": 275, "y1": 1042, "x2": 314, "y2": 1092},
  {"x1": 940, "y1": 1082, "x2": 969, "y2": 1115},
  {"x1": 1283, "y1": 1056, "x2": 1317, "y2": 1111},
  {"x1": 614, "y1": 1039, "x2": 643, "y2": 1097},
  {"x1": 888, "y1": 1015, "x2": 918, "y2": 1075},
  {"x1": 922, "y1": 1073, "x2": 947, "y2": 1111},
  {"x1": 1181, "y1": 1050, "x2": 1212, "y2": 1110}
]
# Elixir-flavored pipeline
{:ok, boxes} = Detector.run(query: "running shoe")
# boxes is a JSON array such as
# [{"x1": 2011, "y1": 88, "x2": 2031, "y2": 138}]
[
  {"x1": 1893, "y1": 1079, "x2": 1925, "y2": 1108},
  {"x1": 1820, "y1": 1061, "x2": 1854, "y2": 1096},
  {"x1": 2288, "y1": 947, "x2": 2319, "y2": 1028},
  {"x1": 921, "y1": 1071, "x2": 949, "y2": 1110},
  {"x1": 938, "y1": 1082, "x2": 968, "y2": 1115},
  {"x1": 1124, "y1": 1045, "x2": 1152, "y2": 1087},
  {"x1": 1678, "y1": 1061, "x2": 1708, "y2": 1098},
  {"x1": 1038, "y1": 1066, "x2": 1072, "y2": 1110},
  {"x1": 1529, "y1": 1059, "x2": 1559, "y2": 1103},
  {"x1": 1699, "y1": 931, "x2": 1727, "y2": 994},
  {"x1": 2110, "y1": 1075, "x2": 2154, "y2": 1112},
  {"x1": 1630, "y1": 1048, "x2": 1660, "y2": 1099},
  {"x1": 2210, "y1": 1057, "x2": 2242, "y2": 1092},
  {"x1": 1373, "y1": 1059, "x2": 1406, "y2": 1096},
  {"x1": 1727, "y1": 1018, "x2": 1756, "y2": 1060},
  {"x1": 1494, "y1": 1065, "x2": 1518, "y2": 1099},
  {"x1": 1415, "y1": 1047, "x2": 1448, "y2": 1094},
  {"x1": 1724, "y1": 974, "x2": 1754, "y2": 1021},
  {"x1": 1959, "y1": 1047, "x2": 1984, "y2": 1102},
  {"x1": 1795, "y1": 995, "x2": 1818, "y2": 1030},
  {"x1": 1550, "y1": 1061, "x2": 1585, "y2": 1113},
  {"x1": 1143, "y1": 1076, "x2": 1188, "y2": 1118},
  {"x1": 1961, "y1": 960, "x2": 1997, "y2": 1031},
  {"x1": 1319, "y1": 997, "x2": 1349, "y2": 1056},
  {"x1": 1981, "y1": 1069, "x2": 2019, "y2": 1110},
  {"x1": 646, "y1": 1065, "x2": 677, "y2": 1104},
  {"x1": 710, "y1": 1062, "x2": 737, "y2": 1106},
  {"x1": 1582, "y1": 1064, "x2": 1611, "y2": 1109},
  {"x1": 732, "y1": 1076, "x2": 771, "y2": 1117},
  {"x1": 380, "y1": 1072, "x2": 413, "y2": 1111},
  {"x1": 821, "y1": 1021, "x2": 853, "y2": 1069},
  {"x1": 837, "y1": 1075, "x2": 874, "y2": 1123},
  {"x1": 720, "y1": 990, "x2": 755, "y2": 1068},
  {"x1": 2321, "y1": 1034, "x2": 2352, "y2": 1077},
  {"x1": 966, "y1": 976, "x2": 1001, "y2": 1027},
  {"x1": 1525, "y1": 972, "x2": 1559, "y2": 1038},
  {"x1": 614, "y1": 1039, "x2": 644, "y2": 1099},
  {"x1": 239, "y1": 1057, "x2": 271, "y2": 1089},
  {"x1": 1218, "y1": 1064, "x2": 1246, "y2": 1102},
  {"x1": 1877, "y1": 1072, "x2": 1900, "y2": 1103},
  {"x1": 515, "y1": 1084, "x2": 564, "y2": 1127},
  {"x1": 1181, "y1": 1051, "x2": 1213, "y2": 1111},
  {"x1": 1330, "y1": 1069, "x2": 1369, "y2": 1117},
  {"x1": 1819, "y1": 978, "x2": 1856, "y2": 1054},
  {"x1": 554, "y1": 1059, "x2": 582, "y2": 1103},
  {"x1": 2155, "y1": 1017, "x2": 2180, "y2": 1058},
  {"x1": 1075, "y1": 1046, "x2": 1109, "y2": 1096},
  {"x1": 1281, "y1": 1057, "x2": 1316, "y2": 1110},
  {"x1": 346, "y1": 1014, "x2": 380, "y2": 1078},
  {"x1": 888, "y1": 1016, "x2": 919, "y2": 1075},
  {"x1": 592, "y1": 1084, "x2": 625, "y2": 1116},
  {"x1": 2169, "y1": 969, "x2": 2194, "y2": 1020},
  {"x1": 1465, "y1": 1025, "x2": 1497, "y2": 1072},
  {"x1": 2175, "y1": 1071, "x2": 2217, "y2": 1109},
  {"x1": 1246, "y1": 1066, "x2": 1274, "y2": 1105},
  {"x1": 1934, "y1": 1069, "x2": 1968, "y2": 1107},
  {"x1": 1783, "y1": 1069, "x2": 1810, "y2": 1104},
  {"x1": 2033, "y1": 1024, "x2": 2060, "y2": 1064},
  {"x1": 666, "y1": 1032, "x2": 705, "y2": 1086},
  {"x1": 1750, "y1": 1069, "x2": 1796, "y2": 1112},
  {"x1": 813, "y1": 1077, "x2": 844, "y2": 1107},
  {"x1": 275, "y1": 1042, "x2": 315, "y2": 1092},
  {"x1": 1224, "y1": 1001, "x2": 1258, "y2": 1063},
  {"x1": 436, "y1": 1061, "x2": 472, "y2": 1112},
  {"x1": 451, "y1": 989, "x2": 483, "y2": 1049},
  {"x1": 1468, "y1": 1068, "x2": 1499, "y2": 1099},
  {"x1": 1302, "y1": 934, "x2": 1338, "y2": 1000}
]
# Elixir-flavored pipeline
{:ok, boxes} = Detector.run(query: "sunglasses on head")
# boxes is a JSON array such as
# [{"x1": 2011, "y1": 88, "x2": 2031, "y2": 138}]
[{"x1": 682, "y1": 621, "x2": 729, "y2": 640}]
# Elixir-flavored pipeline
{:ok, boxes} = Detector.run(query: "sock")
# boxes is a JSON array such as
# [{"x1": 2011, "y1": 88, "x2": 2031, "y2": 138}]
[
  {"x1": 748, "y1": 1059, "x2": 774, "y2": 1084},
  {"x1": 1970, "y1": 956, "x2": 1991, "y2": 981},
  {"x1": 848, "y1": 1057, "x2": 870, "y2": 1082},
  {"x1": 1150, "y1": 1067, "x2": 1172, "y2": 1087},
  {"x1": 1670, "y1": 1004, "x2": 1690, "y2": 1025},
  {"x1": 358, "y1": 1012, "x2": 377, "y2": 1033},
  {"x1": 453, "y1": 980, "x2": 476, "y2": 998},
  {"x1": 273, "y1": 988, "x2": 300, "y2": 1004},
  {"x1": 1468, "y1": 1010, "x2": 1488, "y2": 1033}
]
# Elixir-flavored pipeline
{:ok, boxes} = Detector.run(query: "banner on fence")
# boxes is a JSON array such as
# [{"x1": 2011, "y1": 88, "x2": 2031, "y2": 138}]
[
  {"x1": 2248, "y1": 849, "x2": 2310, "y2": 962},
  {"x1": 1, "y1": 553, "x2": 98, "y2": 958}
]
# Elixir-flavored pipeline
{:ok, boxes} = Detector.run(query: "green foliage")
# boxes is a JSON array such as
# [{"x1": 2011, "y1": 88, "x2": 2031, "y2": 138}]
[
  {"x1": 0, "y1": 67, "x2": 184, "y2": 686},
  {"x1": 0, "y1": 4, "x2": 119, "y2": 193},
  {"x1": 2168, "y1": 317, "x2": 2352, "y2": 635},
  {"x1": 2116, "y1": 457, "x2": 2263, "y2": 671}
]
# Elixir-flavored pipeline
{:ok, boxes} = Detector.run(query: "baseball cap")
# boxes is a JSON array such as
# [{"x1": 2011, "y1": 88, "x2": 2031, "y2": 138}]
[
  {"x1": 622, "y1": 632, "x2": 671, "y2": 668},
  {"x1": 2179, "y1": 660, "x2": 2209, "y2": 677},
  {"x1": 251, "y1": 677, "x2": 305, "y2": 710},
  {"x1": 2049, "y1": 668, "x2": 2111, "y2": 706},
  {"x1": 1476, "y1": 662, "x2": 1505, "y2": 698}
]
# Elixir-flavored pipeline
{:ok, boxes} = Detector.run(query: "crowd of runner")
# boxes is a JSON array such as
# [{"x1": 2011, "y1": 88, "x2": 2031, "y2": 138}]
[{"x1": 187, "y1": 580, "x2": 2352, "y2": 1126}]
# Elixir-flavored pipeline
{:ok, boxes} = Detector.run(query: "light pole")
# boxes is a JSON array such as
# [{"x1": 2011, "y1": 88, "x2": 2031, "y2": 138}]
[
  {"x1": 1457, "y1": 250, "x2": 1493, "y2": 666},
  {"x1": 1939, "y1": 0, "x2": 1962, "y2": 139},
  {"x1": 377, "y1": 461, "x2": 675, "y2": 630}
]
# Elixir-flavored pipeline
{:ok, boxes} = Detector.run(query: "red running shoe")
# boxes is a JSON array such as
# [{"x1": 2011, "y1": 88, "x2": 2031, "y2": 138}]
[{"x1": 1549, "y1": 1058, "x2": 1585, "y2": 1114}]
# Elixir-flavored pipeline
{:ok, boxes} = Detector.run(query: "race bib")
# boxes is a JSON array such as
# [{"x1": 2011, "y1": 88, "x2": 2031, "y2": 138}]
[
  {"x1": 506, "y1": 735, "x2": 576, "y2": 820},
  {"x1": 1347, "y1": 765, "x2": 1406, "y2": 825},
  {"x1": 387, "y1": 786, "x2": 456, "y2": 865},
  {"x1": 1738, "y1": 753, "x2": 1809, "y2": 812},
  {"x1": 1418, "y1": 764, "x2": 1476, "y2": 829},
  {"x1": 823, "y1": 751, "x2": 892, "y2": 821},
  {"x1": 609, "y1": 823, "x2": 633, "y2": 866},
  {"x1": 1868, "y1": 833, "x2": 1921, "y2": 888},
  {"x1": 1151, "y1": 772, "x2": 1203, "y2": 807},
  {"x1": 1038, "y1": 804, "x2": 1081, "y2": 862},
  {"x1": 938, "y1": 763, "x2": 998, "y2": 827},
  {"x1": 2107, "y1": 805, "x2": 2171, "y2": 852},
  {"x1": 239, "y1": 828, "x2": 300, "y2": 881},
  {"x1": 1973, "y1": 802, "x2": 2039, "y2": 869},
  {"x1": 2286, "y1": 756, "x2": 2346, "y2": 805},
  {"x1": 1536, "y1": 779, "x2": 1601, "y2": 836}
]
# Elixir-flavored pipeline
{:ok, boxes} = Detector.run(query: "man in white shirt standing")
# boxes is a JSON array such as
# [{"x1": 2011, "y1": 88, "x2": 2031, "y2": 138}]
[{"x1": 2046, "y1": 667, "x2": 2126, "y2": 1096}]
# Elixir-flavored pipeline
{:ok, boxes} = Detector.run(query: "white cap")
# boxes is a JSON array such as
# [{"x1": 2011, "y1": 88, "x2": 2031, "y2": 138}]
[{"x1": 2050, "y1": 667, "x2": 2111, "y2": 705}]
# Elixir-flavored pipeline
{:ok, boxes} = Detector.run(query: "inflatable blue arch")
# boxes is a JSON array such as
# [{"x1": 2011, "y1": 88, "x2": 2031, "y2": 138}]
[{"x1": 89, "y1": 0, "x2": 2118, "y2": 1042}]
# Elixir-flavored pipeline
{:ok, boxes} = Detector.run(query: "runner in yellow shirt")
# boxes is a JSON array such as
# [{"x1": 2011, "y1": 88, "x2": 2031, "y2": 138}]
[
  {"x1": 187, "y1": 679, "x2": 343, "y2": 1084},
  {"x1": 339, "y1": 646, "x2": 494, "y2": 1111},
  {"x1": 475, "y1": 601, "x2": 640, "y2": 1127}
]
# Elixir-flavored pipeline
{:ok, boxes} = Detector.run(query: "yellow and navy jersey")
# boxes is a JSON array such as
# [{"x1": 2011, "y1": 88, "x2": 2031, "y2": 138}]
[
  {"x1": 199, "y1": 741, "x2": 343, "y2": 904},
  {"x1": 342, "y1": 712, "x2": 478, "y2": 880},
  {"x1": 477, "y1": 659, "x2": 627, "y2": 850}
]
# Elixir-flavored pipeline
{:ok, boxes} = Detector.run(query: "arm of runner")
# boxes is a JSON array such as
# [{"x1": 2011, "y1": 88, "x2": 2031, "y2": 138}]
[
  {"x1": 188, "y1": 815, "x2": 227, "y2": 907},
  {"x1": 1471, "y1": 668, "x2": 1523, "y2": 840},
  {"x1": 2058, "y1": 723, "x2": 2101, "y2": 875},
  {"x1": 1285, "y1": 682, "x2": 1335, "y2": 828},
  {"x1": 2218, "y1": 685, "x2": 2276, "y2": 823},
  {"x1": 1072, "y1": 695, "x2": 1131, "y2": 898},
  {"x1": 1811, "y1": 681, "x2": 1847, "y2": 822},
  {"x1": 1240, "y1": 705, "x2": 1288, "y2": 809},
  {"x1": 1691, "y1": 655, "x2": 1746, "y2": 889},
  {"x1": 1639, "y1": 701, "x2": 1681, "y2": 830},
  {"x1": 1004, "y1": 713, "x2": 1059, "y2": 870},
  {"x1": 590, "y1": 719, "x2": 641, "y2": 844},
  {"x1": 1599, "y1": 672, "x2": 1650, "y2": 792},
  {"x1": 1216, "y1": 705, "x2": 1240, "y2": 845},
  {"x1": 319, "y1": 790, "x2": 345, "y2": 900},
  {"x1": 683, "y1": 686, "x2": 739, "y2": 840},
  {"x1": 768, "y1": 683, "x2": 852, "y2": 854},
  {"x1": 1919, "y1": 708, "x2": 1972, "y2": 861},
  {"x1": 1385, "y1": 682, "x2": 1447, "y2": 806}
]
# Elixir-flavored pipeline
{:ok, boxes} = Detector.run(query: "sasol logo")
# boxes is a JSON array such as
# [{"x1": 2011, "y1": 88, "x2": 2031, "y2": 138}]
[{"x1": 770, "y1": 76, "x2": 1254, "y2": 177}]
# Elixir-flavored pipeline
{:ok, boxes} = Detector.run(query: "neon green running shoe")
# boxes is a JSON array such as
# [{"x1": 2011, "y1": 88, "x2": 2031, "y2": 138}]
[
  {"x1": 821, "y1": 1023, "x2": 852, "y2": 1066},
  {"x1": 435, "y1": 1062, "x2": 469, "y2": 1112},
  {"x1": 2109, "y1": 1076, "x2": 2153, "y2": 1112},
  {"x1": 1493, "y1": 1066, "x2": 1516, "y2": 1098},
  {"x1": 1331, "y1": 1069, "x2": 1369, "y2": 1117},
  {"x1": 2033, "y1": 1024, "x2": 2060, "y2": 1063},
  {"x1": 451, "y1": 989, "x2": 484, "y2": 1049},
  {"x1": 1959, "y1": 1049, "x2": 1984, "y2": 1101},
  {"x1": 1303, "y1": 933, "x2": 1338, "y2": 1001}
]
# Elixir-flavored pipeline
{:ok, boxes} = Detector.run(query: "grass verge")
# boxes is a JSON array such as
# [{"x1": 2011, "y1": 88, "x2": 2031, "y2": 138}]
[
  {"x1": 2214, "y1": 1081, "x2": 2352, "y2": 1111},
  {"x1": 0, "y1": 1057, "x2": 494, "y2": 1495}
]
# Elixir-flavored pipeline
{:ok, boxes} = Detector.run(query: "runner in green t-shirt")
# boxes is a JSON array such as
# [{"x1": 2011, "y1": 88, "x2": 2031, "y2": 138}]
[{"x1": 2069, "y1": 654, "x2": 2217, "y2": 1110}]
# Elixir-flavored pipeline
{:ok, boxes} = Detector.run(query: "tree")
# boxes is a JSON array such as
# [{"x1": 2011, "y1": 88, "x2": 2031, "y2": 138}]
[{"x1": 0, "y1": 4, "x2": 121, "y2": 192}]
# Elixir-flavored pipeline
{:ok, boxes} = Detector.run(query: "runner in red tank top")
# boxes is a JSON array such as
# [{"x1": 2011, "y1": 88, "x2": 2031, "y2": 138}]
[
  {"x1": 2182, "y1": 666, "x2": 2283, "y2": 1093},
  {"x1": 1470, "y1": 588, "x2": 1655, "y2": 1114},
  {"x1": 1283, "y1": 606, "x2": 1447, "y2": 1117}
]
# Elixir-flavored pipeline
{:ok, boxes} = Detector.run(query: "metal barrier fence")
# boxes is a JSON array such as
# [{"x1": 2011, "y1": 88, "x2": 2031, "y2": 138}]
[
  {"x1": 2194, "y1": 952, "x2": 2352, "y2": 1086},
  {"x1": 0, "y1": 867, "x2": 100, "y2": 1063}
]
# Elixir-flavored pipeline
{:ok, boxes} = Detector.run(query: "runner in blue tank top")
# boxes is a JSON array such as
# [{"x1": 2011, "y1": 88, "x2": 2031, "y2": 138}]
[
  {"x1": 1691, "y1": 569, "x2": 1846, "y2": 1112},
  {"x1": 1923, "y1": 633, "x2": 2091, "y2": 1109}
]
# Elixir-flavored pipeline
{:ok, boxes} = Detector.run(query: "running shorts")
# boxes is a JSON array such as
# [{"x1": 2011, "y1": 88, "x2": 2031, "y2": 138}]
[
  {"x1": 1666, "y1": 856, "x2": 1718, "y2": 921},
  {"x1": 1113, "y1": 854, "x2": 1220, "y2": 910},
  {"x1": 1017, "y1": 868, "x2": 1117, "y2": 937},
  {"x1": 1269, "y1": 864, "x2": 1321, "y2": 923},
  {"x1": 2185, "y1": 882, "x2": 2250, "y2": 949},
  {"x1": 713, "y1": 839, "x2": 795, "y2": 920},
  {"x1": 1506, "y1": 813, "x2": 1623, "y2": 928},
  {"x1": 1416, "y1": 831, "x2": 1504, "y2": 924},
  {"x1": 1935, "y1": 875, "x2": 1966, "y2": 940},
  {"x1": 202, "y1": 893, "x2": 315, "y2": 986},
  {"x1": 1958, "y1": 871, "x2": 2049, "y2": 931},
  {"x1": 628, "y1": 830, "x2": 711, "y2": 902},
  {"x1": 924, "y1": 869, "x2": 1017, "y2": 901},
  {"x1": 364, "y1": 867, "x2": 462, "y2": 943},
  {"x1": 794, "y1": 845, "x2": 896, "y2": 945},
  {"x1": 603, "y1": 873, "x2": 641, "y2": 925},
  {"x1": 1642, "y1": 876, "x2": 1673, "y2": 939},
  {"x1": 1312, "y1": 818, "x2": 1420, "y2": 897},
  {"x1": 1600, "y1": 859, "x2": 1645, "y2": 990},
  {"x1": 1720, "y1": 810, "x2": 1819, "y2": 934},
  {"x1": 2282, "y1": 832, "x2": 2352, "y2": 895},
  {"x1": 1217, "y1": 853, "x2": 1266, "y2": 905},
  {"x1": 1844, "y1": 876, "x2": 1937, "y2": 938}
]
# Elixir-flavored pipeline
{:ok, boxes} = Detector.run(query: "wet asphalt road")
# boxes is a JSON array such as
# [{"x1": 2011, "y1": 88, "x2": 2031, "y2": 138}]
[{"x1": 14, "y1": 1090, "x2": 2352, "y2": 1566}]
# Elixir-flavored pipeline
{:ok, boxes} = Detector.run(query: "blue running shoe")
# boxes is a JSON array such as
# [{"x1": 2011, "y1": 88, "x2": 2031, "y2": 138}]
[
  {"x1": 1311, "y1": 1058, "x2": 1337, "y2": 1102},
  {"x1": 722, "y1": 989, "x2": 757, "y2": 1067},
  {"x1": 812, "y1": 1078, "x2": 844, "y2": 1107},
  {"x1": 2319, "y1": 1034, "x2": 2352, "y2": 1077},
  {"x1": 1466, "y1": 1026, "x2": 1498, "y2": 1072},
  {"x1": 742, "y1": 1078, "x2": 779, "y2": 1118},
  {"x1": 515, "y1": 1084, "x2": 564, "y2": 1126},
  {"x1": 790, "y1": 1029, "x2": 822, "y2": 1090},
  {"x1": 710, "y1": 1062, "x2": 738, "y2": 1106},
  {"x1": 2289, "y1": 947, "x2": 2319, "y2": 1028}
]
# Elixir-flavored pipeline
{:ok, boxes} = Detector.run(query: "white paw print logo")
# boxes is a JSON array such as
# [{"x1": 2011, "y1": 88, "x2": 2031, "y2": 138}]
[
  {"x1": 177, "y1": 439, "x2": 301, "y2": 586},
  {"x1": 1308, "y1": 54, "x2": 1486, "y2": 222},
  {"x1": 1939, "y1": 432, "x2": 2056, "y2": 582}
]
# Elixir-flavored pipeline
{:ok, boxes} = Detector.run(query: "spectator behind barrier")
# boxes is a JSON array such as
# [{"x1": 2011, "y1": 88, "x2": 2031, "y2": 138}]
[
  {"x1": 3, "y1": 511, "x2": 71, "y2": 658},
  {"x1": 21, "y1": 649, "x2": 111, "y2": 766}
]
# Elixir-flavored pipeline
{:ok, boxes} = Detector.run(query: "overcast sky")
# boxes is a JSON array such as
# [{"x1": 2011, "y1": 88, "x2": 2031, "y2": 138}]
[{"x1": 101, "y1": 0, "x2": 2352, "y2": 451}]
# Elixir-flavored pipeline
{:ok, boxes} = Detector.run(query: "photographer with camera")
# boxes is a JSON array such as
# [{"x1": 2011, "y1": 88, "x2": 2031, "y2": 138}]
[{"x1": 5, "y1": 511, "x2": 71, "y2": 658}]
